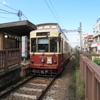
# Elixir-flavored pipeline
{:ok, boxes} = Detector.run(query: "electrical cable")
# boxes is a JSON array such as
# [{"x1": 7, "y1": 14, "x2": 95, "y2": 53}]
[
  {"x1": 0, "y1": 11, "x2": 10, "y2": 14},
  {"x1": 44, "y1": 0, "x2": 60, "y2": 24},
  {"x1": 0, "y1": 2, "x2": 18, "y2": 12},
  {"x1": 0, "y1": 9, "x2": 17, "y2": 14},
  {"x1": 48, "y1": 0, "x2": 65, "y2": 28},
  {"x1": 0, "y1": 16, "x2": 17, "y2": 19},
  {"x1": 22, "y1": 12, "x2": 28, "y2": 20},
  {"x1": 0, "y1": 2, "x2": 28, "y2": 20}
]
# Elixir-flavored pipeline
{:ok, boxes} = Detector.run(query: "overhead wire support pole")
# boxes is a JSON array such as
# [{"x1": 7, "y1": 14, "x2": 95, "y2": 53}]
[
  {"x1": 78, "y1": 22, "x2": 82, "y2": 52},
  {"x1": 62, "y1": 22, "x2": 82, "y2": 51},
  {"x1": 17, "y1": 10, "x2": 22, "y2": 21}
]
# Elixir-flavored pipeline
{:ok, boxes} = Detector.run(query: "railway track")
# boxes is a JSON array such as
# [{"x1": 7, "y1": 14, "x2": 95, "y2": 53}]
[{"x1": 0, "y1": 75, "x2": 57, "y2": 100}]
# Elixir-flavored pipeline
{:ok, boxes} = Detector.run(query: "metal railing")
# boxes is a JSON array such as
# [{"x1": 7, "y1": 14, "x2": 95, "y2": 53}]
[
  {"x1": 80, "y1": 54, "x2": 100, "y2": 100},
  {"x1": 0, "y1": 49, "x2": 21, "y2": 70}
]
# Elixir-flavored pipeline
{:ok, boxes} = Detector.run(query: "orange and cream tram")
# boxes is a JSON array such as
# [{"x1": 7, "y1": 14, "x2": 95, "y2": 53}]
[{"x1": 30, "y1": 23, "x2": 71, "y2": 76}]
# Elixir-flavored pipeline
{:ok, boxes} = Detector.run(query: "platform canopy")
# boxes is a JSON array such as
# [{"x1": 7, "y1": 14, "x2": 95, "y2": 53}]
[{"x1": 0, "y1": 20, "x2": 36, "y2": 36}]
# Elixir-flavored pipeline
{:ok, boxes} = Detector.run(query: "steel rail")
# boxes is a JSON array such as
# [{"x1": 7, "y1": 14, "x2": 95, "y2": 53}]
[
  {"x1": 0, "y1": 75, "x2": 57, "y2": 100},
  {"x1": 36, "y1": 75, "x2": 57, "y2": 100},
  {"x1": 0, "y1": 76, "x2": 34, "y2": 99}
]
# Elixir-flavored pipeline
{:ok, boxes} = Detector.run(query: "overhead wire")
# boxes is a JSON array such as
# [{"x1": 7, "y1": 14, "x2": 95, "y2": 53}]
[
  {"x1": 0, "y1": 16, "x2": 17, "y2": 19},
  {"x1": 0, "y1": 2, "x2": 18, "y2": 12},
  {"x1": 0, "y1": 2, "x2": 28, "y2": 20},
  {"x1": 44, "y1": 0, "x2": 65, "y2": 28},
  {"x1": 44, "y1": 0, "x2": 60, "y2": 24},
  {"x1": 0, "y1": 8, "x2": 19, "y2": 20},
  {"x1": 48, "y1": 0, "x2": 65, "y2": 28},
  {"x1": 22, "y1": 12, "x2": 28, "y2": 20},
  {"x1": 0, "y1": 9, "x2": 17, "y2": 14},
  {"x1": 0, "y1": 11, "x2": 10, "y2": 14}
]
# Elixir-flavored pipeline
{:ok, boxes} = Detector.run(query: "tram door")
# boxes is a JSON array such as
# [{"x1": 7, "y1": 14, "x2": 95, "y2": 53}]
[{"x1": 0, "y1": 34, "x2": 3, "y2": 50}]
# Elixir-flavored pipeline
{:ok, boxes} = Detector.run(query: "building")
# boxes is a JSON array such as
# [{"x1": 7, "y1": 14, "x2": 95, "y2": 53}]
[
  {"x1": 84, "y1": 35, "x2": 93, "y2": 51},
  {"x1": 91, "y1": 18, "x2": 100, "y2": 54},
  {"x1": 77, "y1": 32, "x2": 88, "y2": 51}
]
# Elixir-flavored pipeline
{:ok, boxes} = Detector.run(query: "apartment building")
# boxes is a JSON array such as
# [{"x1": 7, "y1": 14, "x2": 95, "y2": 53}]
[
  {"x1": 91, "y1": 18, "x2": 100, "y2": 54},
  {"x1": 84, "y1": 35, "x2": 93, "y2": 51},
  {"x1": 78, "y1": 32, "x2": 89, "y2": 51}
]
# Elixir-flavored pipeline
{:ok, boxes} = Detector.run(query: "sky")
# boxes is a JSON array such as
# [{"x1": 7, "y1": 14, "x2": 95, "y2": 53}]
[{"x1": 0, "y1": 0, "x2": 100, "y2": 47}]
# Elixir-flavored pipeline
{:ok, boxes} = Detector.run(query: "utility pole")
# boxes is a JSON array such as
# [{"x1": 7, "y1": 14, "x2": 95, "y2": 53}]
[
  {"x1": 78, "y1": 22, "x2": 82, "y2": 52},
  {"x1": 62, "y1": 22, "x2": 82, "y2": 51}
]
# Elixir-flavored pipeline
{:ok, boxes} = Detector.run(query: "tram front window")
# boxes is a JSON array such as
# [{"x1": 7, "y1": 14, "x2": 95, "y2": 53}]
[
  {"x1": 31, "y1": 38, "x2": 36, "y2": 52},
  {"x1": 50, "y1": 37, "x2": 57, "y2": 52},
  {"x1": 38, "y1": 38, "x2": 48, "y2": 52}
]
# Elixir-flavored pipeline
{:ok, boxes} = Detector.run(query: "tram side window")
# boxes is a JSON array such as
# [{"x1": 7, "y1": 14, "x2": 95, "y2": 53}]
[
  {"x1": 50, "y1": 38, "x2": 57, "y2": 52},
  {"x1": 31, "y1": 38, "x2": 36, "y2": 52},
  {"x1": 38, "y1": 38, "x2": 48, "y2": 52},
  {"x1": 64, "y1": 42, "x2": 68, "y2": 52},
  {"x1": 59, "y1": 41, "x2": 61, "y2": 52}
]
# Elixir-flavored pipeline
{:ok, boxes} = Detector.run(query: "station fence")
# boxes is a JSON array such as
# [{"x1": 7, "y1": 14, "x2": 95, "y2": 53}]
[
  {"x1": 0, "y1": 49, "x2": 21, "y2": 70},
  {"x1": 80, "y1": 54, "x2": 100, "y2": 100}
]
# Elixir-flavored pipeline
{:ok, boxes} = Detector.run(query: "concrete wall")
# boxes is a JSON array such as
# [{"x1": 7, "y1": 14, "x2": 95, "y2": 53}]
[{"x1": 0, "y1": 65, "x2": 22, "y2": 91}]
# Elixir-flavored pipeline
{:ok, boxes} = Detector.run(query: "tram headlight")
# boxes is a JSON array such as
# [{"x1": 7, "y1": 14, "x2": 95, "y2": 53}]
[
  {"x1": 30, "y1": 60, "x2": 34, "y2": 63},
  {"x1": 54, "y1": 61, "x2": 57, "y2": 64},
  {"x1": 41, "y1": 59, "x2": 45, "y2": 63}
]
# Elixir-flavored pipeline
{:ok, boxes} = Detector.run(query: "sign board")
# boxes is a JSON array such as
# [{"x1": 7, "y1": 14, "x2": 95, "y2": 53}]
[
  {"x1": 91, "y1": 43, "x2": 97, "y2": 47},
  {"x1": 98, "y1": 45, "x2": 100, "y2": 50},
  {"x1": 22, "y1": 36, "x2": 28, "y2": 58}
]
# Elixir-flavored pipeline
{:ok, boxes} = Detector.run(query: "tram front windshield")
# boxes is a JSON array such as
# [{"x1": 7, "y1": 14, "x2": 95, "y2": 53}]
[
  {"x1": 31, "y1": 37, "x2": 57, "y2": 52},
  {"x1": 38, "y1": 38, "x2": 48, "y2": 52}
]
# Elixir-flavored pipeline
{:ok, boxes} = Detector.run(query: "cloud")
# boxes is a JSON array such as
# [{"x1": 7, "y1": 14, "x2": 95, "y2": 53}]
[
  {"x1": 0, "y1": 0, "x2": 9, "y2": 5},
  {"x1": 2, "y1": 1, "x2": 6, "y2": 4}
]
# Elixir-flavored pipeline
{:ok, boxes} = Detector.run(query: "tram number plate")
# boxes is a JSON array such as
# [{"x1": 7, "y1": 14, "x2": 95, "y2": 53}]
[{"x1": 49, "y1": 67, "x2": 56, "y2": 68}]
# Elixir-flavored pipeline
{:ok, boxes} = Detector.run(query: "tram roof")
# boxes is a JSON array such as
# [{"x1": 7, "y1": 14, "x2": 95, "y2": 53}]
[
  {"x1": 37, "y1": 23, "x2": 58, "y2": 25},
  {"x1": 0, "y1": 20, "x2": 36, "y2": 36}
]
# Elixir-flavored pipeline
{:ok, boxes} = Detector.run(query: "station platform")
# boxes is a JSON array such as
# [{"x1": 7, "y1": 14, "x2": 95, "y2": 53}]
[
  {"x1": 0, "y1": 20, "x2": 36, "y2": 92},
  {"x1": 0, "y1": 60, "x2": 30, "y2": 92}
]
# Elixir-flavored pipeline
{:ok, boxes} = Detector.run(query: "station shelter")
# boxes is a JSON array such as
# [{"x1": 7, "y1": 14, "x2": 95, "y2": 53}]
[
  {"x1": 0, "y1": 20, "x2": 36, "y2": 58},
  {"x1": 0, "y1": 20, "x2": 36, "y2": 73},
  {"x1": 0, "y1": 20, "x2": 36, "y2": 90}
]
